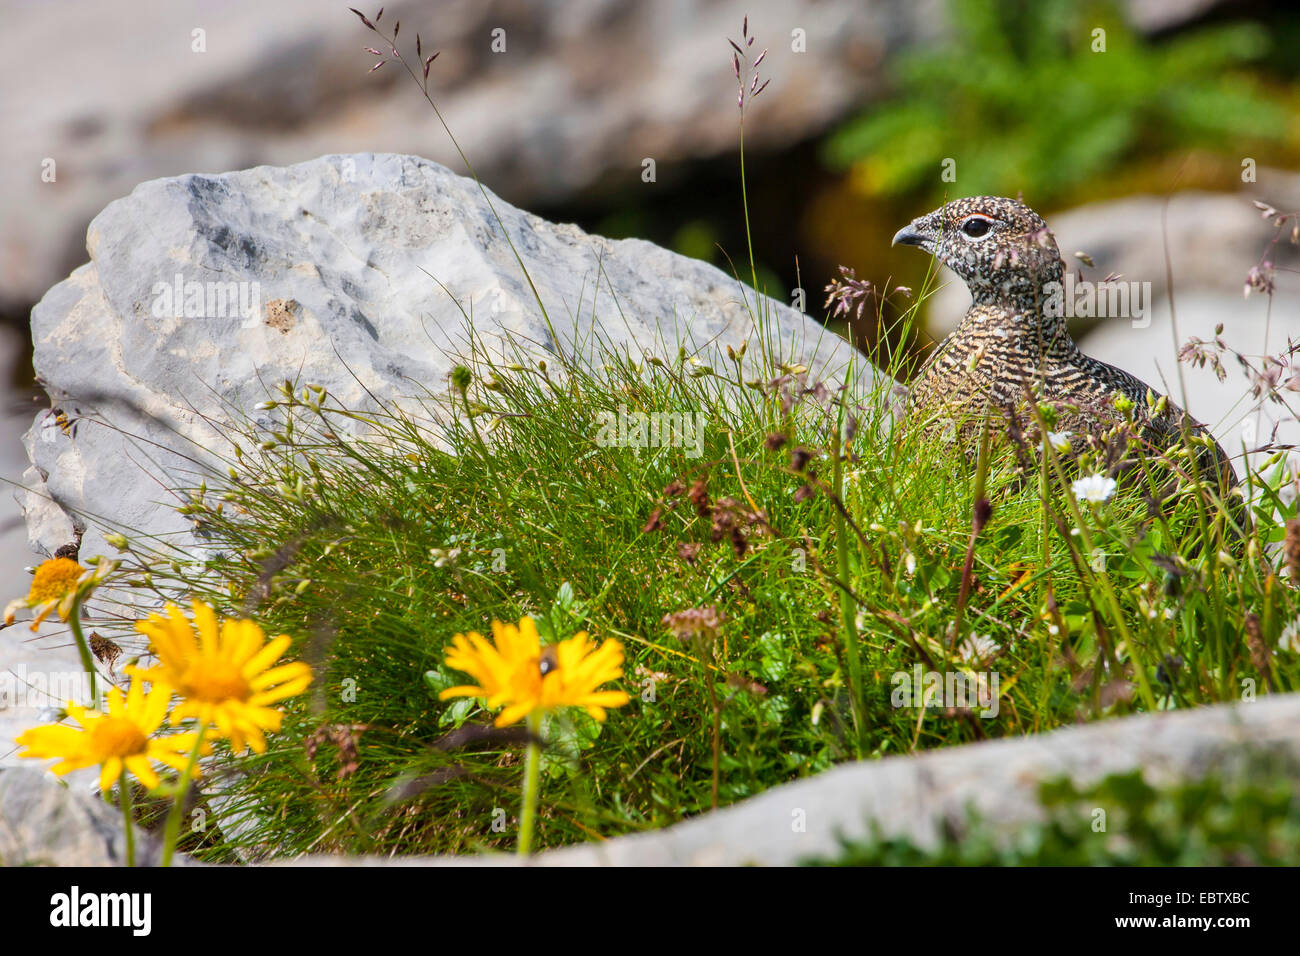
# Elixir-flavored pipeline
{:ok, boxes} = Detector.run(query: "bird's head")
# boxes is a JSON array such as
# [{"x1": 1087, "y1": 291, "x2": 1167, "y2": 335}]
[{"x1": 892, "y1": 197, "x2": 1063, "y2": 307}]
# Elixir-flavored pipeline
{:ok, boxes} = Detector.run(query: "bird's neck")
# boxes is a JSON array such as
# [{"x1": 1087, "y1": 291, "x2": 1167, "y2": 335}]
[{"x1": 961, "y1": 261, "x2": 1075, "y2": 356}]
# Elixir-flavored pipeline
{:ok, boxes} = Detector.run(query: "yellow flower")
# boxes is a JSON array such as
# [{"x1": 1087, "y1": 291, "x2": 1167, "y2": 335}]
[
  {"x1": 129, "y1": 601, "x2": 312, "y2": 754},
  {"x1": 440, "y1": 616, "x2": 630, "y2": 727},
  {"x1": 15, "y1": 676, "x2": 208, "y2": 792},
  {"x1": 5, "y1": 557, "x2": 84, "y2": 630}
]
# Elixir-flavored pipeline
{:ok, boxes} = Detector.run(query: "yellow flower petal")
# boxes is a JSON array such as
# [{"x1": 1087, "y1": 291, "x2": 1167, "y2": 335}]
[
  {"x1": 132, "y1": 600, "x2": 310, "y2": 753},
  {"x1": 17, "y1": 675, "x2": 184, "y2": 792},
  {"x1": 441, "y1": 616, "x2": 629, "y2": 726}
]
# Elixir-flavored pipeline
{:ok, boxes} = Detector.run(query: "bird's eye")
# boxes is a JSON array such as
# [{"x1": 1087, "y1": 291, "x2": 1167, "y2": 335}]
[{"x1": 961, "y1": 217, "x2": 992, "y2": 238}]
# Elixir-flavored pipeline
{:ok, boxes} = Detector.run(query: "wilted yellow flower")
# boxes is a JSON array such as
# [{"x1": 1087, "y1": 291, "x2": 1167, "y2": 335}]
[
  {"x1": 129, "y1": 601, "x2": 312, "y2": 754},
  {"x1": 5, "y1": 557, "x2": 84, "y2": 630},
  {"x1": 441, "y1": 616, "x2": 629, "y2": 727},
  {"x1": 15, "y1": 676, "x2": 207, "y2": 792}
]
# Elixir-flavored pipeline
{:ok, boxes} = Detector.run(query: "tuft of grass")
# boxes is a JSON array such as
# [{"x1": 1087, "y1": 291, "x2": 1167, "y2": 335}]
[
  {"x1": 89, "y1": 286, "x2": 1299, "y2": 859},
  {"x1": 105, "y1": 321, "x2": 895, "y2": 858}
]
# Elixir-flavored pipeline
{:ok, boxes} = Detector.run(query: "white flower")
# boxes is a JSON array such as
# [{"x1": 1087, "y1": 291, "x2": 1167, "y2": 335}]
[
  {"x1": 1072, "y1": 473, "x2": 1117, "y2": 503},
  {"x1": 430, "y1": 547, "x2": 462, "y2": 568},
  {"x1": 957, "y1": 632, "x2": 1001, "y2": 665},
  {"x1": 1279, "y1": 618, "x2": 1300, "y2": 654},
  {"x1": 1047, "y1": 431, "x2": 1073, "y2": 453}
]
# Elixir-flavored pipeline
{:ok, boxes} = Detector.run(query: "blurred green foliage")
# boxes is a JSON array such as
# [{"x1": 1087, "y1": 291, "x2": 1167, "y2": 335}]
[
  {"x1": 825, "y1": 0, "x2": 1290, "y2": 202},
  {"x1": 811, "y1": 759, "x2": 1300, "y2": 865}
]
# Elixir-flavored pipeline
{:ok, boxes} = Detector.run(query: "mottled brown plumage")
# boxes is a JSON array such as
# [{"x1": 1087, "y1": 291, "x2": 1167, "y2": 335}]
[{"x1": 892, "y1": 196, "x2": 1238, "y2": 502}]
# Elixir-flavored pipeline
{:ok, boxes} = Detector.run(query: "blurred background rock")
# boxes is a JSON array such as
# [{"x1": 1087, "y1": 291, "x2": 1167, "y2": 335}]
[{"x1": 3, "y1": 0, "x2": 1300, "y2": 754}]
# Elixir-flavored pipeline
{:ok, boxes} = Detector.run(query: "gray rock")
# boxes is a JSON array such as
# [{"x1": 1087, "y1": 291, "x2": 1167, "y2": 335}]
[
  {"x1": 0, "y1": 767, "x2": 181, "y2": 866},
  {"x1": 19, "y1": 152, "x2": 863, "y2": 563},
  {"x1": 0, "y1": 327, "x2": 98, "y2": 771},
  {"x1": 0, "y1": 326, "x2": 38, "y2": 574}
]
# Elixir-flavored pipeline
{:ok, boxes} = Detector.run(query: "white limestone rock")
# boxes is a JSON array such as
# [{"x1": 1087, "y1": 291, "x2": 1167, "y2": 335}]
[{"x1": 19, "y1": 152, "x2": 862, "y2": 562}]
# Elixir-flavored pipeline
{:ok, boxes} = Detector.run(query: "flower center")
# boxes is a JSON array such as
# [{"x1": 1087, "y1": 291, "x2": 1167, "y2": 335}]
[
  {"x1": 28, "y1": 558, "x2": 83, "y2": 603},
  {"x1": 90, "y1": 716, "x2": 148, "y2": 759},
  {"x1": 182, "y1": 659, "x2": 250, "y2": 702}
]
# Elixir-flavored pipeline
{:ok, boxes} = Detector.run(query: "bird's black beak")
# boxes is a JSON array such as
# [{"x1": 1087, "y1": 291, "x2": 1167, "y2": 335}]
[{"x1": 891, "y1": 222, "x2": 929, "y2": 249}]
